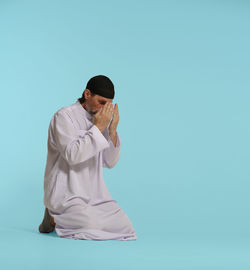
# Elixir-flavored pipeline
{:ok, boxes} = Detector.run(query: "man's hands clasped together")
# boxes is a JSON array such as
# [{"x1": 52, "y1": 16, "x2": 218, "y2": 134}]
[{"x1": 94, "y1": 103, "x2": 119, "y2": 134}]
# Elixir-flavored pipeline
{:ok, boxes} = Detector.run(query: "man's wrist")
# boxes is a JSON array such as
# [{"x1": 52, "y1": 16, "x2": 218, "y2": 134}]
[
  {"x1": 109, "y1": 129, "x2": 117, "y2": 136},
  {"x1": 95, "y1": 123, "x2": 104, "y2": 133},
  {"x1": 109, "y1": 130, "x2": 117, "y2": 147}
]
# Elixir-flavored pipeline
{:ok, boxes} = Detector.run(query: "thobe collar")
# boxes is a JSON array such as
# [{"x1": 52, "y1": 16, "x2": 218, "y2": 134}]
[{"x1": 76, "y1": 100, "x2": 94, "y2": 122}]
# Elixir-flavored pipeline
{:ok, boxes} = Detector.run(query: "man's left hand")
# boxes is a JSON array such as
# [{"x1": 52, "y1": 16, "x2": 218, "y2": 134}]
[
  {"x1": 108, "y1": 104, "x2": 119, "y2": 147},
  {"x1": 108, "y1": 103, "x2": 119, "y2": 133}
]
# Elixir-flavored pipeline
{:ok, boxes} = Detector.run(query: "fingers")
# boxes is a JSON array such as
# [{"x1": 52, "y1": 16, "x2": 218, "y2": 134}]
[
  {"x1": 113, "y1": 104, "x2": 119, "y2": 117},
  {"x1": 103, "y1": 102, "x2": 114, "y2": 115},
  {"x1": 115, "y1": 104, "x2": 119, "y2": 113},
  {"x1": 100, "y1": 103, "x2": 118, "y2": 120},
  {"x1": 95, "y1": 106, "x2": 103, "y2": 118}
]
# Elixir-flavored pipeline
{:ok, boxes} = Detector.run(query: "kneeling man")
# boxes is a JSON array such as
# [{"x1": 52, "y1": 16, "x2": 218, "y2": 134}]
[{"x1": 38, "y1": 75, "x2": 137, "y2": 241}]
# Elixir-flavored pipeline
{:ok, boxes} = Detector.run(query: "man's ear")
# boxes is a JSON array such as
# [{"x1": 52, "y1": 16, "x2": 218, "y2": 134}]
[{"x1": 84, "y1": 89, "x2": 91, "y2": 99}]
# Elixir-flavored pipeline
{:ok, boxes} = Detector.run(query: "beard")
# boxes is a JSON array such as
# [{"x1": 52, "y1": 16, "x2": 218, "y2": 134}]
[{"x1": 85, "y1": 104, "x2": 96, "y2": 115}]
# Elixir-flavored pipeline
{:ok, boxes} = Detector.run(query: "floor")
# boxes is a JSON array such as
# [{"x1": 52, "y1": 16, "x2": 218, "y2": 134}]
[{"x1": 1, "y1": 224, "x2": 249, "y2": 270}]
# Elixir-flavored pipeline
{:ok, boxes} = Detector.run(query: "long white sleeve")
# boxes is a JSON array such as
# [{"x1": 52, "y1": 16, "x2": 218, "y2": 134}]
[
  {"x1": 101, "y1": 127, "x2": 121, "y2": 169},
  {"x1": 52, "y1": 111, "x2": 109, "y2": 166}
]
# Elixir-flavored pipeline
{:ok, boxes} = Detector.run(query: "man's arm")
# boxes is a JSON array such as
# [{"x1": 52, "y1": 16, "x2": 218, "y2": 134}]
[
  {"x1": 109, "y1": 130, "x2": 117, "y2": 147},
  {"x1": 102, "y1": 128, "x2": 121, "y2": 169},
  {"x1": 53, "y1": 111, "x2": 109, "y2": 166},
  {"x1": 102, "y1": 103, "x2": 120, "y2": 168}
]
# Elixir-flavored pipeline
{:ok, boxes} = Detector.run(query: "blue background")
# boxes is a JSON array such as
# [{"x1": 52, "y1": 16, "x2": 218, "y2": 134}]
[{"x1": 0, "y1": 0, "x2": 250, "y2": 269}]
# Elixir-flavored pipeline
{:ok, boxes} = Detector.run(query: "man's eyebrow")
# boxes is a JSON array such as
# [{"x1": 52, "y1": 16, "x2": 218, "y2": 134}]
[{"x1": 99, "y1": 99, "x2": 113, "y2": 103}]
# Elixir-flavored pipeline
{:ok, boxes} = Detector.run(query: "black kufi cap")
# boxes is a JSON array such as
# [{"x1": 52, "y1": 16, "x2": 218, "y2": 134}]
[{"x1": 86, "y1": 75, "x2": 115, "y2": 99}]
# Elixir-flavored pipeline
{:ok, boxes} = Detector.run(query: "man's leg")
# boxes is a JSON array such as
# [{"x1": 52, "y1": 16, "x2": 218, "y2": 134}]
[{"x1": 38, "y1": 207, "x2": 56, "y2": 233}]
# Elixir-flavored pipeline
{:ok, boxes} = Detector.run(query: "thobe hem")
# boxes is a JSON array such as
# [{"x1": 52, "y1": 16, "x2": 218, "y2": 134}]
[{"x1": 55, "y1": 227, "x2": 137, "y2": 241}]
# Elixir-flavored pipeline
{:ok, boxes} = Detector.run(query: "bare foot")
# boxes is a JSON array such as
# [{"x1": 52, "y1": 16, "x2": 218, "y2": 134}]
[{"x1": 38, "y1": 208, "x2": 56, "y2": 233}]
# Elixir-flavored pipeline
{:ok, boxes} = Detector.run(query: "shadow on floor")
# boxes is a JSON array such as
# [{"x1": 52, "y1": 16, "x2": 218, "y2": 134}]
[{"x1": 3, "y1": 225, "x2": 58, "y2": 238}]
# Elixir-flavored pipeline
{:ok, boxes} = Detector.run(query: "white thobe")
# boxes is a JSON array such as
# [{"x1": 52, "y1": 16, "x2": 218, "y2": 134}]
[{"x1": 43, "y1": 100, "x2": 137, "y2": 241}]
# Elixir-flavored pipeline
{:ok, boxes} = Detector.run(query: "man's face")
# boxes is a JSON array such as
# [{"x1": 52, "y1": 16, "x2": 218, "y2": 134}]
[{"x1": 84, "y1": 91, "x2": 113, "y2": 115}]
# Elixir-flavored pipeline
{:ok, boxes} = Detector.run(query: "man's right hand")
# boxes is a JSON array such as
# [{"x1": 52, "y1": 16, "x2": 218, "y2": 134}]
[{"x1": 93, "y1": 103, "x2": 114, "y2": 132}]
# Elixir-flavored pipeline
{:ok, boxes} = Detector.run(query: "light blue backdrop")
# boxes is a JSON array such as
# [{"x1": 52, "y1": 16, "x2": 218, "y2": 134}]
[{"x1": 0, "y1": 0, "x2": 249, "y2": 269}]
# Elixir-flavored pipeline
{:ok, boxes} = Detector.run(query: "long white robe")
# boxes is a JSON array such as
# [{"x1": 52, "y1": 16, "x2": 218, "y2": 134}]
[{"x1": 43, "y1": 100, "x2": 137, "y2": 240}]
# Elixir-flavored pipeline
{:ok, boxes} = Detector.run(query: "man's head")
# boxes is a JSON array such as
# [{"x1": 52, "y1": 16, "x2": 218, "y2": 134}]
[{"x1": 78, "y1": 75, "x2": 114, "y2": 115}]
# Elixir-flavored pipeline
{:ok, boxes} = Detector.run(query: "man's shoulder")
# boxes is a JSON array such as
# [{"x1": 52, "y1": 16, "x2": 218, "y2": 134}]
[
  {"x1": 52, "y1": 101, "x2": 78, "y2": 119},
  {"x1": 47, "y1": 102, "x2": 80, "y2": 129}
]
